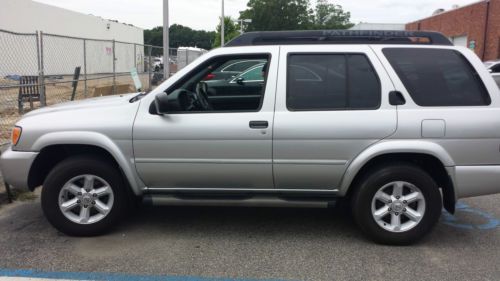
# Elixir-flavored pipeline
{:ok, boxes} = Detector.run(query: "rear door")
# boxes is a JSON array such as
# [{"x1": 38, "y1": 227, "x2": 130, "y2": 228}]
[{"x1": 273, "y1": 45, "x2": 397, "y2": 190}]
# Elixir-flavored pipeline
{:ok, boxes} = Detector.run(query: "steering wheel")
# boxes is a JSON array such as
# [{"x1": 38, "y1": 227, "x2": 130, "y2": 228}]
[{"x1": 195, "y1": 82, "x2": 213, "y2": 111}]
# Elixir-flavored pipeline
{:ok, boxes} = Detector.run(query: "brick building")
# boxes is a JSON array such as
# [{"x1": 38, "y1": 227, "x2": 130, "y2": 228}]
[{"x1": 406, "y1": 0, "x2": 500, "y2": 61}]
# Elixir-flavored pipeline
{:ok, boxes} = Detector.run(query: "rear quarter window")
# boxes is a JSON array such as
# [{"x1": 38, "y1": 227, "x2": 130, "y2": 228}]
[{"x1": 383, "y1": 48, "x2": 491, "y2": 106}]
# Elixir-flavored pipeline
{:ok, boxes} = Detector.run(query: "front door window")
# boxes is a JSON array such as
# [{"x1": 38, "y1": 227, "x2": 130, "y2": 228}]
[{"x1": 166, "y1": 55, "x2": 270, "y2": 112}]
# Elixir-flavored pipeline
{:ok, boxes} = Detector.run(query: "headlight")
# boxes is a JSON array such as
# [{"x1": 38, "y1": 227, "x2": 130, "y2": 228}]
[{"x1": 11, "y1": 126, "x2": 22, "y2": 145}]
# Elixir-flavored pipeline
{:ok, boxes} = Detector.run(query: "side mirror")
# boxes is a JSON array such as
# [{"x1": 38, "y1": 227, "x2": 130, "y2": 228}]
[
  {"x1": 488, "y1": 69, "x2": 493, "y2": 73},
  {"x1": 152, "y1": 92, "x2": 170, "y2": 115},
  {"x1": 236, "y1": 77, "x2": 245, "y2": 85},
  {"x1": 149, "y1": 90, "x2": 187, "y2": 115}
]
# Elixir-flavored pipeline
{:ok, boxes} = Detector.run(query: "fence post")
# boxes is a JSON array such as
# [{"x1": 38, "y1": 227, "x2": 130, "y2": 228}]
[
  {"x1": 148, "y1": 45, "x2": 152, "y2": 91},
  {"x1": 83, "y1": 39, "x2": 87, "y2": 98},
  {"x1": 112, "y1": 39, "x2": 116, "y2": 95},
  {"x1": 134, "y1": 43, "x2": 137, "y2": 71},
  {"x1": 38, "y1": 31, "x2": 46, "y2": 106}
]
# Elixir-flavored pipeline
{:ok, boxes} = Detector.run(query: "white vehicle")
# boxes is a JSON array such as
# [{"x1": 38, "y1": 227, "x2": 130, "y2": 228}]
[{"x1": 152, "y1": 57, "x2": 163, "y2": 72}]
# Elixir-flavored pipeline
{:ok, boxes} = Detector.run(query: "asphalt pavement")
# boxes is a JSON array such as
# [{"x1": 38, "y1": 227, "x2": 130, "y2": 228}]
[{"x1": 0, "y1": 192, "x2": 499, "y2": 281}]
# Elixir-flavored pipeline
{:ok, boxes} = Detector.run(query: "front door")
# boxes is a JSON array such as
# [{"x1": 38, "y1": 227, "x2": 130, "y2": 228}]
[
  {"x1": 133, "y1": 47, "x2": 279, "y2": 190},
  {"x1": 273, "y1": 45, "x2": 397, "y2": 190}
]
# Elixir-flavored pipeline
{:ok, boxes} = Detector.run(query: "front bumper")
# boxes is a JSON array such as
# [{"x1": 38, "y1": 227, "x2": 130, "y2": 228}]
[{"x1": 0, "y1": 147, "x2": 38, "y2": 191}]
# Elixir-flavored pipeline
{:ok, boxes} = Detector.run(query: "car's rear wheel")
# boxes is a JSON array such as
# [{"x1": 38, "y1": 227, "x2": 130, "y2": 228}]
[
  {"x1": 42, "y1": 156, "x2": 127, "y2": 236},
  {"x1": 351, "y1": 163, "x2": 442, "y2": 245}
]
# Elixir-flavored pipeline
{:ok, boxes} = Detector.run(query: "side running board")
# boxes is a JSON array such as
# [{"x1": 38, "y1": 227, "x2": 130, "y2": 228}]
[{"x1": 143, "y1": 195, "x2": 337, "y2": 209}]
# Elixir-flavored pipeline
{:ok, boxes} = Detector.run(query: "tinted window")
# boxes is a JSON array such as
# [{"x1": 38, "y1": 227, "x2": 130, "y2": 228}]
[
  {"x1": 290, "y1": 65, "x2": 323, "y2": 81},
  {"x1": 383, "y1": 48, "x2": 490, "y2": 106},
  {"x1": 287, "y1": 54, "x2": 380, "y2": 111},
  {"x1": 349, "y1": 55, "x2": 382, "y2": 108}
]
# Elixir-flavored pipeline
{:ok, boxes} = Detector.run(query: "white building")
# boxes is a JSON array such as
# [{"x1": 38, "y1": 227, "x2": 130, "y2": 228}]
[
  {"x1": 0, "y1": 0, "x2": 144, "y2": 76},
  {"x1": 177, "y1": 47, "x2": 208, "y2": 70},
  {"x1": 349, "y1": 23, "x2": 406, "y2": 31},
  {"x1": 0, "y1": 0, "x2": 143, "y2": 44}
]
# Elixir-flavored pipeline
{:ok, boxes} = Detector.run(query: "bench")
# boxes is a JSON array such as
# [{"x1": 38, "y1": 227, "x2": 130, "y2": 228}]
[
  {"x1": 18, "y1": 76, "x2": 43, "y2": 114},
  {"x1": 18, "y1": 67, "x2": 82, "y2": 113}
]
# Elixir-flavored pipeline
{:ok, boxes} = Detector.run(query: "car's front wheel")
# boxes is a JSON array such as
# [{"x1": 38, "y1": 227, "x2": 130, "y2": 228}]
[
  {"x1": 351, "y1": 163, "x2": 442, "y2": 245},
  {"x1": 41, "y1": 156, "x2": 127, "y2": 236}
]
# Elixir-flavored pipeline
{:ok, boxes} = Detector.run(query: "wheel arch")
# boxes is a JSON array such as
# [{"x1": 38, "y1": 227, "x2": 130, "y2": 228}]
[
  {"x1": 28, "y1": 132, "x2": 144, "y2": 195},
  {"x1": 340, "y1": 141, "x2": 456, "y2": 213}
]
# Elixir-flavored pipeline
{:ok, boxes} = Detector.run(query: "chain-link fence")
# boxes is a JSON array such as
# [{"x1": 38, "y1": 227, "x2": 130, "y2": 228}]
[
  {"x1": 0, "y1": 29, "x2": 180, "y2": 146},
  {"x1": 0, "y1": 29, "x2": 40, "y2": 145}
]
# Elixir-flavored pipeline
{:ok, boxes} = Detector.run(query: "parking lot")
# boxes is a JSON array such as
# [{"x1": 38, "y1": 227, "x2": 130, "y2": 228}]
[{"x1": 0, "y1": 191, "x2": 499, "y2": 281}]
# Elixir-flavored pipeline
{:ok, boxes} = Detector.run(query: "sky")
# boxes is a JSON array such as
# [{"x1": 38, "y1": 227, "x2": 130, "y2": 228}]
[{"x1": 34, "y1": 0, "x2": 480, "y2": 31}]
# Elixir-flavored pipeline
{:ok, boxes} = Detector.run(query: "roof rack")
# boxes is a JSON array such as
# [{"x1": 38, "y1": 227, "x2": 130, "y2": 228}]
[{"x1": 225, "y1": 30, "x2": 453, "y2": 47}]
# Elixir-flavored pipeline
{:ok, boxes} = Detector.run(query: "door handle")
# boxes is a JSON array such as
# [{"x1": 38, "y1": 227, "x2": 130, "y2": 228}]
[{"x1": 249, "y1": 121, "x2": 268, "y2": 129}]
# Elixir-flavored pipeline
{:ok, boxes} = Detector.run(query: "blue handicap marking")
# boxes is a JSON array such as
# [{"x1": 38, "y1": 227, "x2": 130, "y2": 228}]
[
  {"x1": 0, "y1": 268, "x2": 294, "y2": 281},
  {"x1": 441, "y1": 201, "x2": 500, "y2": 230}
]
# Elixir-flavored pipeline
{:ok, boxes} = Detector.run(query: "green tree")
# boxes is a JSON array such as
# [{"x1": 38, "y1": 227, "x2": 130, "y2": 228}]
[
  {"x1": 240, "y1": 0, "x2": 313, "y2": 31},
  {"x1": 212, "y1": 16, "x2": 241, "y2": 48},
  {"x1": 144, "y1": 24, "x2": 216, "y2": 52},
  {"x1": 238, "y1": 0, "x2": 352, "y2": 31},
  {"x1": 314, "y1": 0, "x2": 353, "y2": 29},
  {"x1": 144, "y1": 26, "x2": 163, "y2": 46}
]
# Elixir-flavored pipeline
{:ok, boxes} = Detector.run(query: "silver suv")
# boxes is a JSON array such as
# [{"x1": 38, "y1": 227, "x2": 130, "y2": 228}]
[{"x1": 2, "y1": 30, "x2": 500, "y2": 245}]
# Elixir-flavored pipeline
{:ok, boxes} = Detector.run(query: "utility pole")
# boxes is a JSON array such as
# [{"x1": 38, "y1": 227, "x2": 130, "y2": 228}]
[
  {"x1": 221, "y1": 0, "x2": 225, "y2": 46},
  {"x1": 163, "y1": 0, "x2": 170, "y2": 79}
]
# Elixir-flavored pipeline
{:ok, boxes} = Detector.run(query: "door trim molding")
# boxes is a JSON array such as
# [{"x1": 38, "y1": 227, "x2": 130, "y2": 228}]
[
  {"x1": 145, "y1": 187, "x2": 340, "y2": 195},
  {"x1": 135, "y1": 158, "x2": 272, "y2": 164},
  {"x1": 136, "y1": 158, "x2": 347, "y2": 165},
  {"x1": 273, "y1": 159, "x2": 348, "y2": 165}
]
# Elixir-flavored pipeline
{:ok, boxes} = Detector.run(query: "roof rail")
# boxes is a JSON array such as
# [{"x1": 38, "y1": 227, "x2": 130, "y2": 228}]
[{"x1": 225, "y1": 30, "x2": 453, "y2": 47}]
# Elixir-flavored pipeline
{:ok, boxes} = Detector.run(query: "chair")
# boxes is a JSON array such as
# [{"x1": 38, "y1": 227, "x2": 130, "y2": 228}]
[{"x1": 18, "y1": 76, "x2": 43, "y2": 114}]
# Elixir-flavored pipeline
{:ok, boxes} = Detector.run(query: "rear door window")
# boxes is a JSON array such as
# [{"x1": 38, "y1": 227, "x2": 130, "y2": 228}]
[
  {"x1": 383, "y1": 48, "x2": 490, "y2": 106},
  {"x1": 287, "y1": 54, "x2": 380, "y2": 111}
]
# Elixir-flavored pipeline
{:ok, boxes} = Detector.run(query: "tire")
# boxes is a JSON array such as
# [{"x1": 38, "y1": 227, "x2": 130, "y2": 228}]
[
  {"x1": 41, "y1": 156, "x2": 128, "y2": 236},
  {"x1": 351, "y1": 163, "x2": 442, "y2": 245}
]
